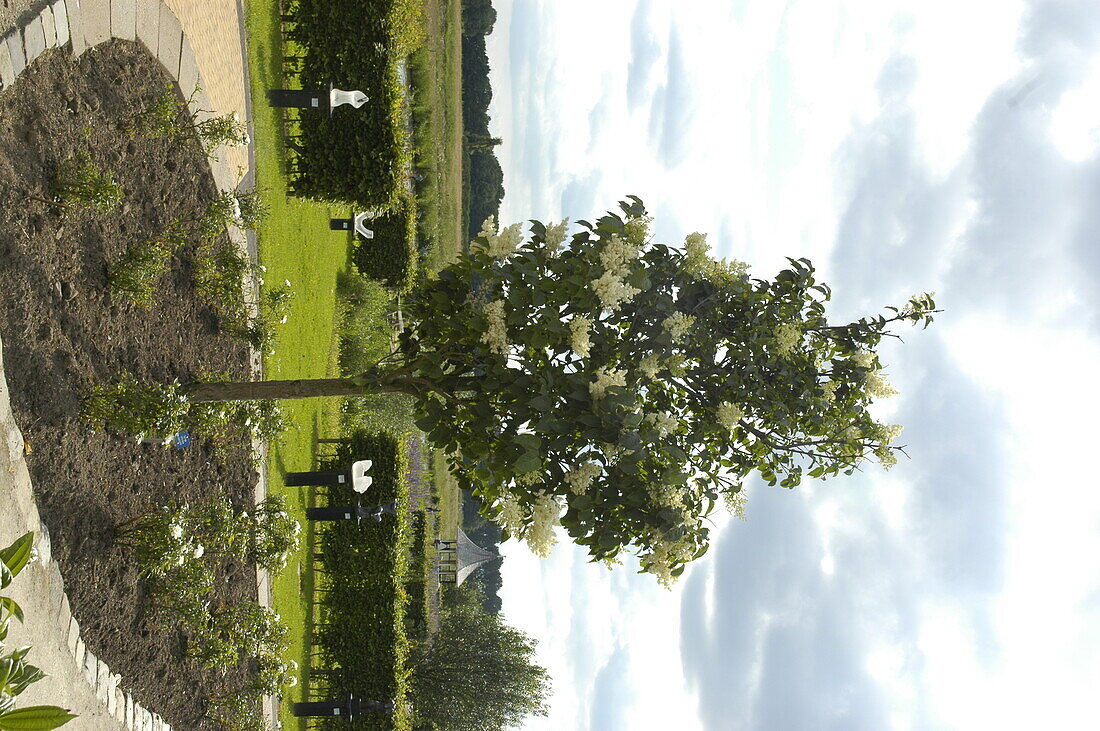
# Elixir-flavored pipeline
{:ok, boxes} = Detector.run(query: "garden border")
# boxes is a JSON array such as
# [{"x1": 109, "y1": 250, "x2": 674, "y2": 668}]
[{"x1": 1, "y1": 3, "x2": 274, "y2": 728}]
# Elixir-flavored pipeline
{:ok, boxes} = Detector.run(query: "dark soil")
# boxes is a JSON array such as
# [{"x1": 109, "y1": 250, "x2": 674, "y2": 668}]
[{"x1": 0, "y1": 42, "x2": 258, "y2": 728}]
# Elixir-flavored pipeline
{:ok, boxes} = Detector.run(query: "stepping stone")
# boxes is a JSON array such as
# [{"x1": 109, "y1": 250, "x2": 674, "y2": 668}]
[
  {"x1": 23, "y1": 18, "x2": 46, "y2": 63},
  {"x1": 53, "y1": 0, "x2": 70, "y2": 47},
  {"x1": 41, "y1": 6, "x2": 57, "y2": 47},
  {"x1": 95, "y1": 659, "x2": 111, "y2": 702},
  {"x1": 114, "y1": 687, "x2": 126, "y2": 722},
  {"x1": 0, "y1": 40, "x2": 13, "y2": 90},
  {"x1": 73, "y1": 637, "x2": 85, "y2": 668},
  {"x1": 136, "y1": 0, "x2": 159, "y2": 53},
  {"x1": 111, "y1": 0, "x2": 136, "y2": 41},
  {"x1": 81, "y1": 0, "x2": 111, "y2": 48},
  {"x1": 156, "y1": 3, "x2": 182, "y2": 79},
  {"x1": 124, "y1": 693, "x2": 134, "y2": 728}
]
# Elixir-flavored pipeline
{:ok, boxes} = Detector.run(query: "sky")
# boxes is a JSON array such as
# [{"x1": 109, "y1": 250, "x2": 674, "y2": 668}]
[{"x1": 482, "y1": 1, "x2": 1100, "y2": 729}]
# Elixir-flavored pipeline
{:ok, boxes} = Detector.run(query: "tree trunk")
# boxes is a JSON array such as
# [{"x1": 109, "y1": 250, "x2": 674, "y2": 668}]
[{"x1": 183, "y1": 377, "x2": 371, "y2": 402}]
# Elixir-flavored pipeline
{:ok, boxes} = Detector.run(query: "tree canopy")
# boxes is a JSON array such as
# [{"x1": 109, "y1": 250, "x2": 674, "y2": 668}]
[
  {"x1": 411, "y1": 586, "x2": 549, "y2": 731},
  {"x1": 93, "y1": 197, "x2": 935, "y2": 585}
]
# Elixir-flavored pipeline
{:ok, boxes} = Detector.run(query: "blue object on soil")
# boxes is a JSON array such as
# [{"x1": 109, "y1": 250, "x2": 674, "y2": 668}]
[{"x1": 172, "y1": 431, "x2": 191, "y2": 449}]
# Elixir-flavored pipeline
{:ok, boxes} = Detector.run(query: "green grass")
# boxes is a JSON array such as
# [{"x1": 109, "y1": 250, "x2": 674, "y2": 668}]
[
  {"x1": 410, "y1": 0, "x2": 465, "y2": 271},
  {"x1": 244, "y1": 1, "x2": 353, "y2": 728}
]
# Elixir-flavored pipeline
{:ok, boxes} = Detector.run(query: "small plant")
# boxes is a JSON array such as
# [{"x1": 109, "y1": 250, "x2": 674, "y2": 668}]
[
  {"x1": 192, "y1": 243, "x2": 294, "y2": 352},
  {"x1": 141, "y1": 85, "x2": 249, "y2": 157},
  {"x1": 0, "y1": 532, "x2": 78, "y2": 730},
  {"x1": 234, "y1": 188, "x2": 269, "y2": 228},
  {"x1": 108, "y1": 222, "x2": 188, "y2": 307},
  {"x1": 52, "y1": 153, "x2": 123, "y2": 212},
  {"x1": 83, "y1": 375, "x2": 189, "y2": 442}
]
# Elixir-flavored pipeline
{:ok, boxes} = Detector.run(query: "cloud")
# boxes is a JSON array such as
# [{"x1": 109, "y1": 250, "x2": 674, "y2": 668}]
[
  {"x1": 646, "y1": 26, "x2": 695, "y2": 168},
  {"x1": 560, "y1": 170, "x2": 605, "y2": 219},
  {"x1": 587, "y1": 645, "x2": 635, "y2": 731},
  {"x1": 627, "y1": 0, "x2": 661, "y2": 110}
]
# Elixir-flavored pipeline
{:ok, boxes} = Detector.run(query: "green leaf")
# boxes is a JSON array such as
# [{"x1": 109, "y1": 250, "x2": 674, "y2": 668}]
[
  {"x1": 513, "y1": 434, "x2": 542, "y2": 453},
  {"x1": 0, "y1": 705, "x2": 79, "y2": 730},
  {"x1": 513, "y1": 452, "x2": 541, "y2": 475},
  {"x1": 529, "y1": 395, "x2": 553, "y2": 413},
  {"x1": 0, "y1": 598, "x2": 23, "y2": 624},
  {"x1": 0, "y1": 564, "x2": 10, "y2": 591}
]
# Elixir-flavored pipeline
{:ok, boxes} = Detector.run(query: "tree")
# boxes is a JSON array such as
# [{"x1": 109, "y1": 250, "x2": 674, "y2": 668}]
[
  {"x1": 90, "y1": 198, "x2": 936, "y2": 585},
  {"x1": 411, "y1": 587, "x2": 549, "y2": 731}
]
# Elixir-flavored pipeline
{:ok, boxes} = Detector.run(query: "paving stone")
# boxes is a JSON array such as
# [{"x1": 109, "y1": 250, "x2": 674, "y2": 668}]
[
  {"x1": 81, "y1": 0, "x2": 111, "y2": 47},
  {"x1": 73, "y1": 636, "x2": 85, "y2": 668},
  {"x1": 82, "y1": 648, "x2": 98, "y2": 687},
  {"x1": 42, "y1": 6, "x2": 57, "y2": 47},
  {"x1": 44, "y1": 562, "x2": 66, "y2": 618},
  {"x1": 177, "y1": 34, "x2": 198, "y2": 94},
  {"x1": 114, "y1": 686, "x2": 126, "y2": 721},
  {"x1": 103, "y1": 671, "x2": 120, "y2": 713},
  {"x1": 56, "y1": 590, "x2": 70, "y2": 627},
  {"x1": 35, "y1": 518, "x2": 52, "y2": 563},
  {"x1": 53, "y1": 0, "x2": 71, "y2": 47},
  {"x1": 135, "y1": 0, "x2": 158, "y2": 53},
  {"x1": 111, "y1": 0, "x2": 136, "y2": 41},
  {"x1": 23, "y1": 19, "x2": 46, "y2": 63},
  {"x1": 0, "y1": 41, "x2": 13, "y2": 90},
  {"x1": 68, "y1": 0, "x2": 86, "y2": 55},
  {"x1": 132, "y1": 704, "x2": 143, "y2": 730},
  {"x1": 124, "y1": 693, "x2": 134, "y2": 728},
  {"x1": 156, "y1": 2, "x2": 182, "y2": 78},
  {"x1": 95, "y1": 659, "x2": 111, "y2": 701},
  {"x1": 66, "y1": 615, "x2": 80, "y2": 655}
]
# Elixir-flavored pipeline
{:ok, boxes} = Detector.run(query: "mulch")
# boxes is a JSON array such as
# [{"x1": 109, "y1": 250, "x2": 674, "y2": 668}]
[{"x1": 0, "y1": 40, "x2": 259, "y2": 729}]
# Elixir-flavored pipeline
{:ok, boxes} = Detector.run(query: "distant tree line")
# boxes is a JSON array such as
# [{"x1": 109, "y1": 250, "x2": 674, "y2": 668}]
[{"x1": 462, "y1": 0, "x2": 505, "y2": 239}]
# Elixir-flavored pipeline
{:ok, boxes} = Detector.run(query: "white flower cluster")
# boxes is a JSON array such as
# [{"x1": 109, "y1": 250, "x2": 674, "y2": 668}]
[
  {"x1": 723, "y1": 489, "x2": 748, "y2": 520},
  {"x1": 875, "y1": 445, "x2": 898, "y2": 470},
  {"x1": 683, "y1": 232, "x2": 709, "y2": 274},
  {"x1": 644, "y1": 411, "x2": 678, "y2": 438},
  {"x1": 592, "y1": 270, "x2": 641, "y2": 313},
  {"x1": 774, "y1": 322, "x2": 802, "y2": 357},
  {"x1": 662, "y1": 312, "x2": 696, "y2": 343},
  {"x1": 647, "y1": 483, "x2": 687, "y2": 512},
  {"x1": 515, "y1": 471, "x2": 543, "y2": 486},
  {"x1": 526, "y1": 494, "x2": 561, "y2": 558},
  {"x1": 820, "y1": 380, "x2": 839, "y2": 403},
  {"x1": 638, "y1": 354, "x2": 661, "y2": 380},
  {"x1": 623, "y1": 214, "x2": 653, "y2": 247},
  {"x1": 851, "y1": 350, "x2": 875, "y2": 369},
  {"x1": 666, "y1": 354, "x2": 687, "y2": 378},
  {"x1": 477, "y1": 215, "x2": 525, "y2": 259},
  {"x1": 480, "y1": 299, "x2": 509, "y2": 355},
  {"x1": 570, "y1": 315, "x2": 593, "y2": 357},
  {"x1": 639, "y1": 533, "x2": 695, "y2": 589},
  {"x1": 589, "y1": 366, "x2": 627, "y2": 400},
  {"x1": 544, "y1": 218, "x2": 570, "y2": 254},
  {"x1": 716, "y1": 401, "x2": 744, "y2": 431},
  {"x1": 864, "y1": 369, "x2": 898, "y2": 398},
  {"x1": 496, "y1": 491, "x2": 525, "y2": 535},
  {"x1": 592, "y1": 235, "x2": 643, "y2": 312},
  {"x1": 565, "y1": 461, "x2": 602, "y2": 495}
]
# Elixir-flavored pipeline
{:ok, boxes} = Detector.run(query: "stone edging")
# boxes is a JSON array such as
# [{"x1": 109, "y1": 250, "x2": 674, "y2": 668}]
[{"x1": 1, "y1": 2, "x2": 271, "y2": 729}]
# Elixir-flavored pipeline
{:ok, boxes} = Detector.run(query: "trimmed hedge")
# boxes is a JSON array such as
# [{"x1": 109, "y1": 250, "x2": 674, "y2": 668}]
[
  {"x1": 353, "y1": 195, "x2": 418, "y2": 292},
  {"x1": 315, "y1": 431, "x2": 411, "y2": 730},
  {"x1": 284, "y1": 0, "x2": 424, "y2": 209}
]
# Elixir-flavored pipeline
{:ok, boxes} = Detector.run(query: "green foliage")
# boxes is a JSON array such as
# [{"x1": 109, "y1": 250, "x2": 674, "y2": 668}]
[
  {"x1": 83, "y1": 374, "x2": 285, "y2": 444},
  {"x1": 313, "y1": 431, "x2": 410, "y2": 730},
  {"x1": 352, "y1": 195, "x2": 419, "y2": 292},
  {"x1": 283, "y1": 0, "x2": 424, "y2": 208},
  {"x1": 0, "y1": 534, "x2": 77, "y2": 730},
  {"x1": 336, "y1": 270, "x2": 398, "y2": 375},
  {"x1": 410, "y1": 585, "x2": 549, "y2": 731},
  {"x1": 139, "y1": 84, "x2": 249, "y2": 158},
  {"x1": 108, "y1": 223, "x2": 188, "y2": 307},
  {"x1": 52, "y1": 153, "x2": 123, "y2": 212}
]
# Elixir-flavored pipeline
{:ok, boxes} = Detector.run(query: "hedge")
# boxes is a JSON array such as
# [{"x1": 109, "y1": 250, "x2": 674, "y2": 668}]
[
  {"x1": 284, "y1": 0, "x2": 424, "y2": 209},
  {"x1": 315, "y1": 431, "x2": 411, "y2": 730},
  {"x1": 353, "y1": 194, "x2": 418, "y2": 292}
]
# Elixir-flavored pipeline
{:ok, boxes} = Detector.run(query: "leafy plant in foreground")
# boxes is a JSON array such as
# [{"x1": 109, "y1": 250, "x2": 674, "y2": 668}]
[
  {"x1": 108, "y1": 222, "x2": 189, "y2": 307},
  {"x1": 0, "y1": 532, "x2": 77, "y2": 730}
]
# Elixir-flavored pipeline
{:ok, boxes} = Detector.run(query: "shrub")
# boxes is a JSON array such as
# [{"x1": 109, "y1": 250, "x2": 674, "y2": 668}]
[
  {"x1": 53, "y1": 153, "x2": 123, "y2": 212},
  {"x1": 283, "y1": 0, "x2": 425, "y2": 209},
  {"x1": 109, "y1": 222, "x2": 188, "y2": 307},
  {"x1": 352, "y1": 195, "x2": 418, "y2": 292}
]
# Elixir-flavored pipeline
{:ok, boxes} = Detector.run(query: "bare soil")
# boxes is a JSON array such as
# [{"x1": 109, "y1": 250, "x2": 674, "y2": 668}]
[{"x1": 0, "y1": 41, "x2": 258, "y2": 729}]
